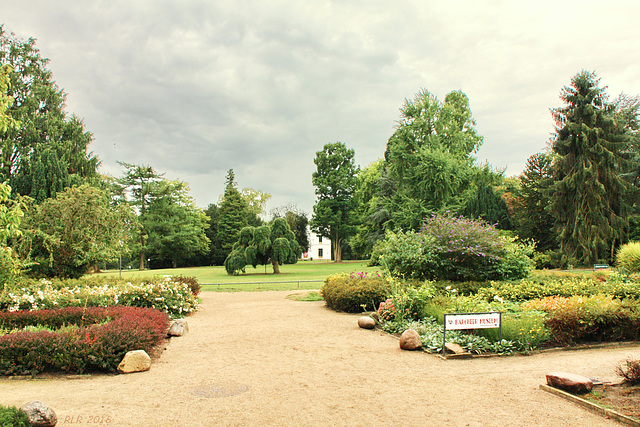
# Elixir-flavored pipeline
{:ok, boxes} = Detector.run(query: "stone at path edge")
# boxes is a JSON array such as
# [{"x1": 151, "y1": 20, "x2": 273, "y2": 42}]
[
  {"x1": 21, "y1": 401, "x2": 57, "y2": 427},
  {"x1": 546, "y1": 371, "x2": 593, "y2": 394},
  {"x1": 357, "y1": 316, "x2": 376, "y2": 329},
  {"x1": 117, "y1": 350, "x2": 151, "y2": 374},
  {"x1": 399, "y1": 329, "x2": 422, "y2": 350}
]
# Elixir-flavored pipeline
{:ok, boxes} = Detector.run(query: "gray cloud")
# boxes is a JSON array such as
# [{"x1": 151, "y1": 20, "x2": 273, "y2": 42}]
[{"x1": 2, "y1": 0, "x2": 640, "y2": 214}]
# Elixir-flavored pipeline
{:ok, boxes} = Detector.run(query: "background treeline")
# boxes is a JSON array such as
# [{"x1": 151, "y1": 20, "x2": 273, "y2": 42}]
[{"x1": 2, "y1": 25, "x2": 639, "y2": 279}]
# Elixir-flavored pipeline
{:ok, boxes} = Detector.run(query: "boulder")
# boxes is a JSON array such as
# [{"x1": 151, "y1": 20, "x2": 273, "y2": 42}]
[
  {"x1": 546, "y1": 372, "x2": 593, "y2": 394},
  {"x1": 357, "y1": 316, "x2": 376, "y2": 329},
  {"x1": 399, "y1": 329, "x2": 422, "y2": 350},
  {"x1": 21, "y1": 401, "x2": 57, "y2": 427},
  {"x1": 168, "y1": 319, "x2": 189, "y2": 336},
  {"x1": 117, "y1": 350, "x2": 151, "y2": 374}
]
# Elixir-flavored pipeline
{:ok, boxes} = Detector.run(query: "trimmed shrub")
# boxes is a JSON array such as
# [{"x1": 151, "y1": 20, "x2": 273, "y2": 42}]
[
  {"x1": 616, "y1": 241, "x2": 640, "y2": 274},
  {"x1": 477, "y1": 275, "x2": 640, "y2": 302},
  {"x1": 321, "y1": 272, "x2": 391, "y2": 313},
  {"x1": 0, "y1": 306, "x2": 169, "y2": 375},
  {"x1": 376, "y1": 231, "x2": 438, "y2": 279},
  {"x1": 0, "y1": 405, "x2": 30, "y2": 427}
]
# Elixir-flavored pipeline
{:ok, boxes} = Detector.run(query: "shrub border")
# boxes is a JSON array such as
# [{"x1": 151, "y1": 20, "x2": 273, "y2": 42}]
[{"x1": 0, "y1": 306, "x2": 169, "y2": 375}]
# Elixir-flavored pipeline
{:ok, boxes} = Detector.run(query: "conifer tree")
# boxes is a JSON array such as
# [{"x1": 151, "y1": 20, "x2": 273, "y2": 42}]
[
  {"x1": 549, "y1": 71, "x2": 630, "y2": 265},
  {"x1": 217, "y1": 169, "x2": 249, "y2": 259}
]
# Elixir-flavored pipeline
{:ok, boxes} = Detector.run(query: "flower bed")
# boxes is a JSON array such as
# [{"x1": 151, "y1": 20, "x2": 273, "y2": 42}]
[
  {"x1": 0, "y1": 306, "x2": 169, "y2": 375},
  {"x1": 0, "y1": 276, "x2": 198, "y2": 318}
]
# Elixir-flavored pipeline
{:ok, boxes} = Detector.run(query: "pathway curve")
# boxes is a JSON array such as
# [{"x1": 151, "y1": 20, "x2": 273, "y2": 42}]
[{"x1": 1, "y1": 291, "x2": 638, "y2": 426}]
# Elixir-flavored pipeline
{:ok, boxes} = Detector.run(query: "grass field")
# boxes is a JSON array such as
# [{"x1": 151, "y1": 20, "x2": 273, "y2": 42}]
[{"x1": 93, "y1": 260, "x2": 380, "y2": 292}]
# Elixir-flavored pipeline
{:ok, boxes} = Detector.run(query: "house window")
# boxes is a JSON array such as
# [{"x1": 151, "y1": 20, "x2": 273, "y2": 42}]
[
  {"x1": 318, "y1": 248, "x2": 323, "y2": 258},
  {"x1": 318, "y1": 236, "x2": 323, "y2": 243}
]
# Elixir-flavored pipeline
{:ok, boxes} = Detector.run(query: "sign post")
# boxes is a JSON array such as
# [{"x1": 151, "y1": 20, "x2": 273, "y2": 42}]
[{"x1": 442, "y1": 312, "x2": 502, "y2": 358}]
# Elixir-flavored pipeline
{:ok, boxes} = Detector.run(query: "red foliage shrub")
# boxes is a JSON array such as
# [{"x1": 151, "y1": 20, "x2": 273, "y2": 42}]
[{"x1": 0, "y1": 306, "x2": 169, "y2": 375}]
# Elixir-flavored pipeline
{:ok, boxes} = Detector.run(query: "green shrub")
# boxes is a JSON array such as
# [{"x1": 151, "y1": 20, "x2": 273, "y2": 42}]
[
  {"x1": 321, "y1": 272, "x2": 391, "y2": 313},
  {"x1": 0, "y1": 306, "x2": 169, "y2": 375},
  {"x1": 0, "y1": 405, "x2": 30, "y2": 427},
  {"x1": 616, "y1": 241, "x2": 640, "y2": 274},
  {"x1": 376, "y1": 282, "x2": 436, "y2": 323},
  {"x1": 477, "y1": 275, "x2": 640, "y2": 302},
  {"x1": 376, "y1": 213, "x2": 534, "y2": 282},
  {"x1": 524, "y1": 295, "x2": 640, "y2": 345}
]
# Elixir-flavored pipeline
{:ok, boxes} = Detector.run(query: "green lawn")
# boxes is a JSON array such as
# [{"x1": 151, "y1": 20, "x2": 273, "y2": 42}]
[{"x1": 92, "y1": 260, "x2": 380, "y2": 292}]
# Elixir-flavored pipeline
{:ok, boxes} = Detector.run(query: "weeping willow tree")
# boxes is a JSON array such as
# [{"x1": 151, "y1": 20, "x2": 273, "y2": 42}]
[
  {"x1": 549, "y1": 71, "x2": 632, "y2": 265},
  {"x1": 224, "y1": 218, "x2": 302, "y2": 275}
]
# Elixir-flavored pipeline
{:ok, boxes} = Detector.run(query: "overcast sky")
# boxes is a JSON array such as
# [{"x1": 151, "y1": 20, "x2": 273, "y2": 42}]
[{"x1": 2, "y1": 1, "x2": 639, "y2": 215}]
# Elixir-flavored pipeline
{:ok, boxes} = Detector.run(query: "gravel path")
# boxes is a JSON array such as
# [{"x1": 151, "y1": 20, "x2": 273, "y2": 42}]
[{"x1": 1, "y1": 291, "x2": 638, "y2": 426}]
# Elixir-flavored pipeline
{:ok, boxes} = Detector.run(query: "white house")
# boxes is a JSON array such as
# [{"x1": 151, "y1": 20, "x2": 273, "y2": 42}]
[{"x1": 301, "y1": 233, "x2": 332, "y2": 261}]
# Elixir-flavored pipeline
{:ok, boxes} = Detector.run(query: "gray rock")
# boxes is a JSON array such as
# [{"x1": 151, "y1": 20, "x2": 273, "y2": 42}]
[
  {"x1": 399, "y1": 329, "x2": 422, "y2": 350},
  {"x1": 117, "y1": 350, "x2": 151, "y2": 374},
  {"x1": 21, "y1": 401, "x2": 57, "y2": 427},
  {"x1": 357, "y1": 316, "x2": 376, "y2": 329},
  {"x1": 546, "y1": 371, "x2": 593, "y2": 394},
  {"x1": 168, "y1": 319, "x2": 189, "y2": 336}
]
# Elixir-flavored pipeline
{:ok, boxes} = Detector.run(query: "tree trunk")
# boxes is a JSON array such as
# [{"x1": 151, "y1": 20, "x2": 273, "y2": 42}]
[
  {"x1": 333, "y1": 231, "x2": 343, "y2": 263},
  {"x1": 139, "y1": 252, "x2": 145, "y2": 270},
  {"x1": 272, "y1": 260, "x2": 281, "y2": 274}
]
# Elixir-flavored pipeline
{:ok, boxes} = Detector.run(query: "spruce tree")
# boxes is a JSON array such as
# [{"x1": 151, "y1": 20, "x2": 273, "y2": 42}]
[
  {"x1": 550, "y1": 71, "x2": 630, "y2": 265},
  {"x1": 217, "y1": 169, "x2": 249, "y2": 259}
]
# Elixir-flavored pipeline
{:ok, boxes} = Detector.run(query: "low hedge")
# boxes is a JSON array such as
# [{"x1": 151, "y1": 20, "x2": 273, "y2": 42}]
[
  {"x1": 0, "y1": 306, "x2": 169, "y2": 375},
  {"x1": 476, "y1": 275, "x2": 640, "y2": 302},
  {"x1": 321, "y1": 272, "x2": 391, "y2": 313},
  {"x1": 0, "y1": 276, "x2": 198, "y2": 317}
]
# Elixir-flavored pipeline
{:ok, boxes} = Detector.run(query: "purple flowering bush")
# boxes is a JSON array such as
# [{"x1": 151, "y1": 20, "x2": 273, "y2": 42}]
[{"x1": 379, "y1": 213, "x2": 534, "y2": 282}]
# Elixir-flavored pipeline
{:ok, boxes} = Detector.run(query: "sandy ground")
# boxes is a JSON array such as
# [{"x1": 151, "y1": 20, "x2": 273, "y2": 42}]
[{"x1": 1, "y1": 291, "x2": 639, "y2": 426}]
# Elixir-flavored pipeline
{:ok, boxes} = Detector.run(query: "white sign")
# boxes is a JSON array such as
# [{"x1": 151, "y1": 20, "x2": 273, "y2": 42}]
[{"x1": 444, "y1": 312, "x2": 501, "y2": 330}]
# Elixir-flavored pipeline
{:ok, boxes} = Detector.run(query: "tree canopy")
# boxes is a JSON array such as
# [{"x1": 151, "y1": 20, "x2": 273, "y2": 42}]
[
  {"x1": 224, "y1": 218, "x2": 301, "y2": 275},
  {"x1": 0, "y1": 26, "x2": 99, "y2": 200},
  {"x1": 311, "y1": 142, "x2": 358, "y2": 262},
  {"x1": 549, "y1": 70, "x2": 631, "y2": 265}
]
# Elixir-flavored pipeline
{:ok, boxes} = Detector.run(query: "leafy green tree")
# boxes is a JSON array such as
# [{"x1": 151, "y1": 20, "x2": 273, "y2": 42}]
[
  {"x1": 18, "y1": 184, "x2": 133, "y2": 278},
  {"x1": 270, "y1": 204, "x2": 310, "y2": 254},
  {"x1": 0, "y1": 26, "x2": 99, "y2": 198},
  {"x1": 116, "y1": 162, "x2": 164, "y2": 270},
  {"x1": 240, "y1": 188, "x2": 270, "y2": 226},
  {"x1": 311, "y1": 142, "x2": 358, "y2": 262},
  {"x1": 382, "y1": 89, "x2": 482, "y2": 230},
  {"x1": 217, "y1": 169, "x2": 250, "y2": 258},
  {"x1": 0, "y1": 63, "x2": 18, "y2": 133},
  {"x1": 143, "y1": 180, "x2": 210, "y2": 268},
  {"x1": 514, "y1": 152, "x2": 557, "y2": 251},
  {"x1": 224, "y1": 218, "x2": 301, "y2": 275},
  {"x1": 350, "y1": 159, "x2": 388, "y2": 258},
  {"x1": 549, "y1": 71, "x2": 631, "y2": 265}
]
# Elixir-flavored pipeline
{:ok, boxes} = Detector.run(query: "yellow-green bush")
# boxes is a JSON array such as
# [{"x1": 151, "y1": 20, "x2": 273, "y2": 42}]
[
  {"x1": 321, "y1": 272, "x2": 391, "y2": 313},
  {"x1": 616, "y1": 241, "x2": 640, "y2": 273}
]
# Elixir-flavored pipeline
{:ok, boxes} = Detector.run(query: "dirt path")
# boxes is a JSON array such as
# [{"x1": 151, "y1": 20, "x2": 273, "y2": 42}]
[{"x1": 2, "y1": 291, "x2": 639, "y2": 426}]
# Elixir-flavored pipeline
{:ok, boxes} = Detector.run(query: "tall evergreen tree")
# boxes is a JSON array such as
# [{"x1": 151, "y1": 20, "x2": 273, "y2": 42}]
[
  {"x1": 0, "y1": 26, "x2": 99, "y2": 198},
  {"x1": 549, "y1": 71, "x2": 631, "y2": 265},
  {"x1": 217, "y1": 169, "x2": 250, "y2": 258},
  {"x1": 514, "y1": 152, "x2": 557, "y2": 251},
  {"x1": 462, "y1": 181, "x2": 512, "y2": 230}
]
